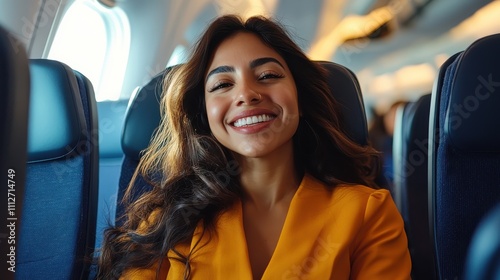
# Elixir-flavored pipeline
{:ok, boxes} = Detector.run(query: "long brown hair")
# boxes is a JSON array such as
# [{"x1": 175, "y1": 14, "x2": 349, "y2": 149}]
[{"x1": 97, "y1": 14, "x2": 380, "y2": 279}]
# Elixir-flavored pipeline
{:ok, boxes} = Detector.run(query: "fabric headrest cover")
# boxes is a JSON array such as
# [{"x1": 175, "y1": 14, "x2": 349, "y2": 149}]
[
  {"x1": 28, "y1": 59, "x2": 86, "y2": 162},
  {"x1": 444, "y1": 34, "x2": 500, "y2": 152},
  {"x1": 121, "y1": 70, "x2": 165, "y2": 160},
  {"x1": 121, "y1": 62, "x2": 369, "y2": 160}
]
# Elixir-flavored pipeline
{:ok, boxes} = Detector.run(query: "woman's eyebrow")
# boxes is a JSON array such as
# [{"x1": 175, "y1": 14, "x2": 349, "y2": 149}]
[
  {"x1": 205, "y1": 57, "x2": 284, "y2": 83},
  {"x1": 250, "y1": 57, "x2": 284, "y2": 69},
  {"x1": 205, "y1": 65, "x2": 234, "y2": 83}
]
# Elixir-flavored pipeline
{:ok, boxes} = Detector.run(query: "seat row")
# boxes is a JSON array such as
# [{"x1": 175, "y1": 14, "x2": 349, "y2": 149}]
[{"x1": 392, "y1": 33, "x2": 500, "y2": 280}]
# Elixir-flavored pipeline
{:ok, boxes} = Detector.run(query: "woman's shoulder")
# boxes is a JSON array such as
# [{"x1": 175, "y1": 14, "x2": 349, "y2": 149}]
[
  {"x1": 335, "y1": 183, "x2": 391, "y2": 200},
  {"x1": 298, "y1": 174, "x2": 403, "y2": 237},
  {"x1": 299, "y1": 174, "x2": 397, "y2": 221},
  {"x1": 332, "y1": 184, "x2": 394, "y2": 216},
  {"x1": 301, "y1": 173, "x2": 391, "y2": 203}
]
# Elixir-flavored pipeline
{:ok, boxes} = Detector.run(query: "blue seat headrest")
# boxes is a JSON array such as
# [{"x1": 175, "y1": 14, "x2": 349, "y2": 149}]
[
  {"x1": 121, "y1": 62, "x2": 368, "y2": 160},
  {"x1": 121, "y1": 70, "x2": 166, "y2": 160},
  {"x1": 444, "y1": 34, "x2": 500, "y2": 152},
  {"x1": 28, "y1": 59, "x2": 86, "y2": 162}
]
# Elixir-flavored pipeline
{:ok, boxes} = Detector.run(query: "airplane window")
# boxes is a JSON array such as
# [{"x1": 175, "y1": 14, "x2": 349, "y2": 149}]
[
  {"x1": 166, "y1": 44, "x2": 188, "y2": 68},
  {"x1": 47, "y1": 0, "x2": 130, "y2": 101}
]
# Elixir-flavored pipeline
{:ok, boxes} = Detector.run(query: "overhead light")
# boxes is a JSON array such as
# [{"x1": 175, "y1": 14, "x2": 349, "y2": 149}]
[
  {"x1": 340, "y1": 6, "x2": 395, "y2": 41},
  {"x1": 308, "y1": 6, "x2": 395, "y2": 60}
]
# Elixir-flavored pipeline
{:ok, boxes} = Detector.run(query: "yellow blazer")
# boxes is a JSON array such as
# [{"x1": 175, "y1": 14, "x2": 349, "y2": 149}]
[{"x1": 122, "y1": 174, "x2": 411, "y2": 279}]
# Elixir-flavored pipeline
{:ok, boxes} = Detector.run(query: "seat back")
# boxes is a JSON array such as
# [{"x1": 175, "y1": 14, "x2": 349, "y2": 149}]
[
  {"x1": 116, "y1": 69, "x2": 167, "y2": 224},
  {"x1": 428, "y1": 34, "x2": 500, "y2": 279},
  {"x1": 392, "y1": 93, "x2": 436, "y2": 279},
  {"x1": 17, "y1": 59, "x2": 98, "y2": 280},
  {"x1": 0, "y1": 26, "x2": 30, "y2": 279},
  {"x1": 320, "y1": 61, "x2": 369, "y2": 145},
  {"x1": 116, "y1": 61, "x2": 370, "y2": 223},
  {"x1": 73, "y1": 69, "x2": 100, "y2": 260},
  {"x1": 464, "y1": 202, "x2": 500, "y2": 280}
]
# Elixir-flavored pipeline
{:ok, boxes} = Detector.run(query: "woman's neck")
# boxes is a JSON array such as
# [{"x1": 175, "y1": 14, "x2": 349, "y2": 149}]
[{"x1": 236, "y1": 141, "x2": 301, "y2": 210}]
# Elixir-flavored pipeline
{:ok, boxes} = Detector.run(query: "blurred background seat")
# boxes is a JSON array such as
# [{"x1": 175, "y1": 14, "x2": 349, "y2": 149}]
[{"x1": 392, "y1": 93, "x2": 436, "y2": 280}]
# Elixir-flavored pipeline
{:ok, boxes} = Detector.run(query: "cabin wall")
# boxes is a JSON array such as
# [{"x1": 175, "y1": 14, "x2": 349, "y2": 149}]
[{"x1": 0, "y1": 0, "x2": 70, "y2": 57}]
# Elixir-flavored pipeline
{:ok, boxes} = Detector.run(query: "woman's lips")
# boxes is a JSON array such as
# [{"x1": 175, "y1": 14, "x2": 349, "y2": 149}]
[
  {"x1": 232, "y1": 114, "x2": 276, "y2": 127},
  {"x1": 228, "y1": 109, "x2": 278, "y2": 134}
]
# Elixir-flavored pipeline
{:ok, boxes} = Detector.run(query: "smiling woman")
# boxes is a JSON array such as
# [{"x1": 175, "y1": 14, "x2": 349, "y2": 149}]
[
  {"x1": 97, "y1": 14, "x2": 411, "y2": 280},
  {"x1": 204, "y1": 33, "x2": 299, "y2": 159}
]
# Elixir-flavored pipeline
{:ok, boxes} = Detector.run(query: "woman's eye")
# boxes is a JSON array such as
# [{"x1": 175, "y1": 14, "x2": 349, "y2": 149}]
[
  {"x1": 208, "y1": 82, "x2": 233, "y2": 92},
  {"x1": 259, "y1": 72, "x2": 284, "y2": 80}
]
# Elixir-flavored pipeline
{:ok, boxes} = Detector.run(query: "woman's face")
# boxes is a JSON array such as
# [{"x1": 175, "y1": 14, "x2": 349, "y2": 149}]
[{"x1": 204, "y1": 32, "x2": 299, "y2": 158}]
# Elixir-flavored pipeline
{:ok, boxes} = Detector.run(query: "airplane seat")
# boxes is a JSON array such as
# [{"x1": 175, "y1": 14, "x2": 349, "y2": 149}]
[
  {"x1": 392, "y1": 102, "x2": 411, "y2": 219},
  {"x1": 17, "y1": 59, "x2": 98, "y2": 280},
  {"x1": 73, "y1": 70, "x2": 101, "y2": 253},
  {"x1": 428, "y1": 33, "x2": 500, "y2": 280},
  {"x1": 116, "y1": 69, "x2": 167, "y2": 225},
  {"x1": 94, "y1": 99, "x2": 128, "y2": 247},
  {"x1": 464, "y1": 202, "x2": 500, "y2": 280},
  {"x1": 0, "y1": 26, "x2": 30, "y2": 278},
  {"x1": 319, "y1": 61, "x2": 369, "y2": 146},
  {"x1": 116, "y1": 61, "x2": 370, "y2": 224},
  {"x1": 392, "y1": 94, "x2": 436, "y2": 280}
]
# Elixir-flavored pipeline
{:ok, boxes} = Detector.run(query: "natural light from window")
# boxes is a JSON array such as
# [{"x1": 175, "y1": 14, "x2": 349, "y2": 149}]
[
  {"x1": 166, "y1": 44, "x2": 188, "y2": 68},
  {"x1": 48, "y1": 0, "x2": 130, "y2": 101}
]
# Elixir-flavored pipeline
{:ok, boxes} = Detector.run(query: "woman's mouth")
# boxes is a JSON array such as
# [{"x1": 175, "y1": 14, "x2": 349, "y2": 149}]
[{"x1": 232, "y1": 114, "x2": 276, "y2": 127}]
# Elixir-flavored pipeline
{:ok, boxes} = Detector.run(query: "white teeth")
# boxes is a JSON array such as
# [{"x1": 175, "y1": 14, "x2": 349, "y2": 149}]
[{"x1": 233, "y1": 114, "x2": 273, "y2": 127}]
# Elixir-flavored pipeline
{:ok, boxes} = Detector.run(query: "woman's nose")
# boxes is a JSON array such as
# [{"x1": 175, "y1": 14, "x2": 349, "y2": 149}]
[{"x1": 235, "y1": 83, "x2": 262, "y2": 106}]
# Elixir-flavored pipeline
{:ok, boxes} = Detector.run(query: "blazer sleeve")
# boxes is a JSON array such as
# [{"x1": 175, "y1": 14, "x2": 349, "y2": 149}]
[{"x1": 350, "y1": 189, "x2": 412, "y2": 280}]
